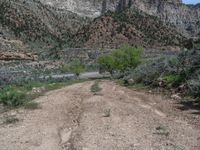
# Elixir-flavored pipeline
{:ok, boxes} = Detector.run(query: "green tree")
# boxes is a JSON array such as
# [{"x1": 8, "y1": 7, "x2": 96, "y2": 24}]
[
  {"x1": 69, "y1": 59, "x2": 86, "y2": 76},
  {"x1": 98, "y1": 46, "x2": 143, "y2": 74},
  {"x1": 98, "y1": 55, "x2": 115, "y2": 74}
]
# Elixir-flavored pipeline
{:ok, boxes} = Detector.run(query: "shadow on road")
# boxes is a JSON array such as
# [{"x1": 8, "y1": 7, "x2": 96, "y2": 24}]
[{"x1": 176, "y1": 100, "x2": 200, "y2": 115}]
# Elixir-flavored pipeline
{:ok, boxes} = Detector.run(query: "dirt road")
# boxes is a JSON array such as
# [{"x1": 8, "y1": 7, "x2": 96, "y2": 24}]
[{"x1": 0, "y1": 81, "x2": 200, "y2": 150}]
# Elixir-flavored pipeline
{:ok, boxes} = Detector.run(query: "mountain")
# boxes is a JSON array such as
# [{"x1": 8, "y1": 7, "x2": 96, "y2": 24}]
[
  {"x1": 130, "y1": 0, "x2": 200, "y2": 37},
  {"x1": 0, "y1": 0, "x2": 89, "y2": 52},
  {"x1": 195, "y1": 3, "x2": 200, "y2": 7},
  {"x1": 0, "y1": 0, "x2": 199, "y2": 54},
  {"x1": 40, "y1": 0, "x2": 119, "y2": 18},
  {"x1": 41, "y1": 0, "x2": 200, "y2": 38},
  {"x1": 72, "y1": 9, "x2": 188, "y2": 49}
]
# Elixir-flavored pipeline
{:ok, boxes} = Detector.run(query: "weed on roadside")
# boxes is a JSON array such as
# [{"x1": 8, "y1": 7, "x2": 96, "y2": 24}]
[
  {"x1": 3, "y1": 116, "x2": 19, "y2": 125},
  {"x1": 91, "y1": 80, "x2": 102, "y2": 93},
  {"x1": 103, "y1": 108, "x2": 111, "y2": 117},
  {"x1": 154, "y1": 126, "x2": 170, "y2": 137},
  {"x1": 24, "y1": 101, "x2": 40, "y2": 110},
  {"x1": 0, "y1": 80, "x2": 85, "y2": 109}
]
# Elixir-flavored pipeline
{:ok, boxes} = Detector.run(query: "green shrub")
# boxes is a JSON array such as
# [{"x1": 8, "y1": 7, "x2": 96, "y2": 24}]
[
  {"x1": 59, "y1": 59, "x2": 86, "y2": 75},
  {"x1": 188, "y1": 74, "x2": 200, "y2": 97},
  {"x1": 69, "y1": 59, "x2": 86, "y2": 76},
  {"x1": 124, "y1": 56, "x2": 177, "y2": 85},
  {"x1": 24, "y1": 101, "x2": 40, "y2": 110},
  {"x1": 98, "y1": 46, "x2": 143, "y2": 74},
  {"x1": 193, "y1": 43, "x2": 200, "y2": 50},
  {"x1": 0, "y1": 88, "x2": 27, "y2": 107},
  {"x1": 90, "y1": 81, "x2": 102, "y2": 93},
  {"x1": 188, "y1": 79, "x2": 200, "y2": 97},
  {"x1": 122, "y1": 48, "x2": 200, "y2": 99},
  {"x1": 178, "y1": 49, "x2": 200, "y2": 77},
  {"x1": 0, "y1": 80, "x2": 85, "y2": 108},
  {"x1": 60, "y1": 64, "x2": 70, "y2": 73},
  {"x1": 98, "y1": 55, "x2": 115, "y2": 74},
  {"x1": 112, "y1": 46, "x2": 142, "y2": 71},
  {"x1": 161, "y1": 74, "x2": 184, "y2": 88}
]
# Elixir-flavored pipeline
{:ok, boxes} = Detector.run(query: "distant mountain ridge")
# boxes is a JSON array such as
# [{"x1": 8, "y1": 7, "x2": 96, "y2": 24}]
[
  {"x1": 194, "y1": 3, "x2": 200, "y2": 7},
  {"x1": 0, "y1": 0, "x2": 199, "y2": 54},
  {"x1": 41, "y1": 0, "x2": 200, "y2": 38}
]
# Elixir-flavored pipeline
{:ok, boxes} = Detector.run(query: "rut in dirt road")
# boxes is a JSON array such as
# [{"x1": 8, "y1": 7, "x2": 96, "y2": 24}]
[{"x1": 0, "y1": 81, "x2": 200, "y2": 150}]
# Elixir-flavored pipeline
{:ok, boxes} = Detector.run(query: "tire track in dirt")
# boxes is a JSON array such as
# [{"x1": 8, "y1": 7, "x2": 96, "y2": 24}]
[
  {"x1": 71, "y1": 81, "x2": 200, "y2": 150},
  {"x1": 0, "y1": 81, "x2": 93, "y2": 150},
  {"x1": 0, "y1": 81, "x2": 200, "y2": 150}
]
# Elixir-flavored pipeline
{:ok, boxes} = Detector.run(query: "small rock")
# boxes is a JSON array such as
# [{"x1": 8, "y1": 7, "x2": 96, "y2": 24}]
[
  {"x1": 32, "y1": 87, "x2": 45, "y2": 94},
  {"x1": 128, "y1": 79, "x2": 135, "y2": 85},
  {"x1": 59, "y1": 129, "x2": 72, "y2": 145},
  {"x1": 176, "y1": 84, "x2": 188, "y2": 93},
  {"x1": 171, "y1": 94, "x2": 182, "y2": 100},
  {"x1": 158, "y1": 81, "x2": 165, "y2": 87}
]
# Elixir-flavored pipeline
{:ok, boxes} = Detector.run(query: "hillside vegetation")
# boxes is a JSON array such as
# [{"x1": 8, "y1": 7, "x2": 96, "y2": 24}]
[
  {"x1": 98, "y1": 46, "x2": 200, "y2": 100},
  {"x1": 0, "y1": 0, "x2": 89, "y2": 51},
  {"x1": 73, "y1": 9, "x2": 188, "y2": 49}
]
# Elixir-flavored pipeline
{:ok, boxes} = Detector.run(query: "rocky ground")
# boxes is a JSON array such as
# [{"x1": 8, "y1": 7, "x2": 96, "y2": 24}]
[{"x1": 0, "y1": 81, "x2": 199, "y2": 150}]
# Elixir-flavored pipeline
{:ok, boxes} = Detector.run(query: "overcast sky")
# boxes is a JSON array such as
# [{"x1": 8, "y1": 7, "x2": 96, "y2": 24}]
[{"x1": 182, "y1": 0, "x2": 199, "y2": 4}]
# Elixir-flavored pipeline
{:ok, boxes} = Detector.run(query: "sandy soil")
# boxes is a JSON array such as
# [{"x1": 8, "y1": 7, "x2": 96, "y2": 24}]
[{"x1": 0, "y1": 81, "x2": 200, "y2": 150}]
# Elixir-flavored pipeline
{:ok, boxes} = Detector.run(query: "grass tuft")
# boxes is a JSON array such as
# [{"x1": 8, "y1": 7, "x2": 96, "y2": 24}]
[
  {"x1": 24, "y1": 101, "x2": 40, "y2": 110},
  {"x1": 91, "y1": 80, "x2": 102, "y2": 93},
  {"x1": 0, "y1": 80, "x2": 85, "y2": 108},
  {"x1": 3, "y1": 116, "x2": 19, "y2": 124}
]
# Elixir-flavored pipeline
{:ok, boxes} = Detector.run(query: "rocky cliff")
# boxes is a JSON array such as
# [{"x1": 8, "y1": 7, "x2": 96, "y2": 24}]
[
  {"x1": 73, "y1": 9, "x2": 188, "y2": 49},
  {"x1": 130, "y1": 0, "x2": 200, "y2": 37},
  {"x1": 40, "y1": 0, "x2": 200, "y2": 37},
  {"x1": 0, "y1": 0, "x2": 199, "y2": 55},
  {"x1": 40, "y1": 0, "x2": 118, "y2": 18},
  {"x1": 0, "y1": 0, "x2": 89, "y2": 52}
]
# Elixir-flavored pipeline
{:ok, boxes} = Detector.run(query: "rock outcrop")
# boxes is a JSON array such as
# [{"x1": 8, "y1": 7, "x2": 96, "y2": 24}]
[
  {"x1": 41, "y1": 0, "x2": 200, "y2": 37},
  {"x1": 0, "y1": 52, "x2": 38, "y2": 61},
  {"x1": 73, "y1": 9, "x2": 187, "y2": 49},
  {"x1": 130, "y1": 0, "x2": 200, "y2": 37},
  {"x1": 0, "y1": 37, "x2": 27, "y2": 52},
  {"x1": 0, "y1": 0, "x2": 90, "y2": 51},
  {"x1": 40, "y1": 0, "x2": 119, "y2": 18}
]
